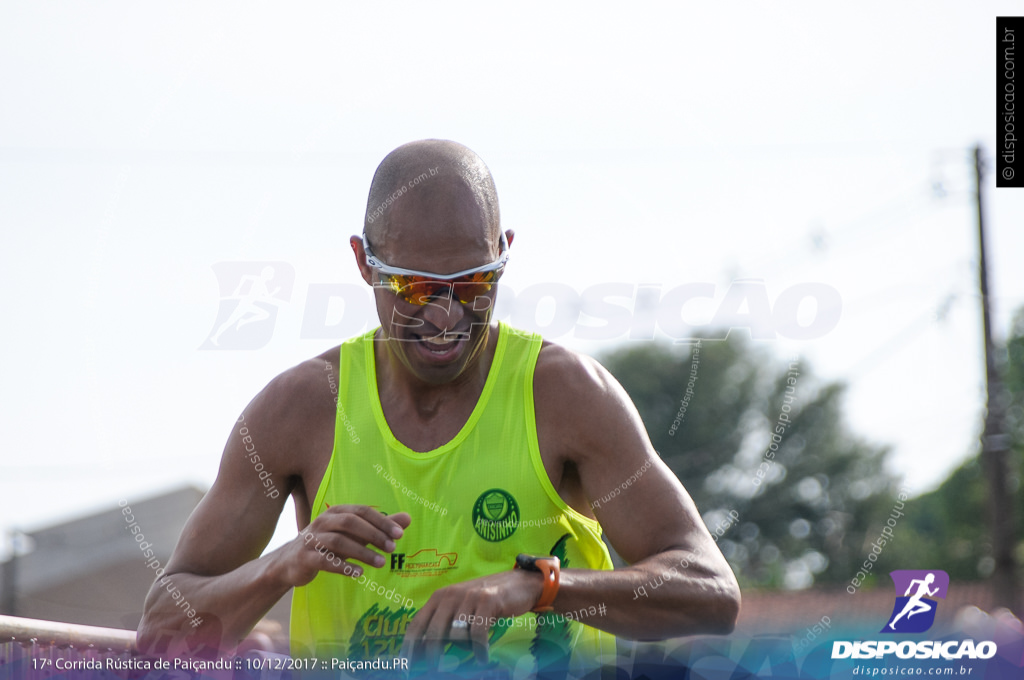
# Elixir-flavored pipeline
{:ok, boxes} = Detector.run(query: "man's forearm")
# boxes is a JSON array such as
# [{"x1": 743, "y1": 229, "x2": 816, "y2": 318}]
[
  {"x1": 138, "y1": 546, "x2": 293, "y2": 656},
  {"x1": 553, "y1": 550, "x2": 740, "y2": 640}
]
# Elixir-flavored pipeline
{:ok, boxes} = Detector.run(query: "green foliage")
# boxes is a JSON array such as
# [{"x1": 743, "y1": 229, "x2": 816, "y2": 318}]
[
  {"x1": 873, "y1": 459, "x2": 989, "y2": 581},
  {"x1": 600, "y1": 336, "x2": 895, "y2": 589}
]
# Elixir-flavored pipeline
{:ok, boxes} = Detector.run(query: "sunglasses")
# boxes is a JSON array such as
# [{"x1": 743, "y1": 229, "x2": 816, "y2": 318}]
[{"x1": 362, "y1": 231, "x2": 510, "y2": 306}]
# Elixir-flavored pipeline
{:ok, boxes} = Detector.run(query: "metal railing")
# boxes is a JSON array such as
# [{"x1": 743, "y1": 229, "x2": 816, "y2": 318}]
[{"x1": 0, "y1": 615, "x2": 137, "y2": 679}]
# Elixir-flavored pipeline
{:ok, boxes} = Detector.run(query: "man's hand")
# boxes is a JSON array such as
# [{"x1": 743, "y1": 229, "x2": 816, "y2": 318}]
[
  {"x1": 277, "y1": 507, "x2": 411, "y2": 588},
  {"x1": 400, "y1": 568, "x2": 543, "y2": 665}
]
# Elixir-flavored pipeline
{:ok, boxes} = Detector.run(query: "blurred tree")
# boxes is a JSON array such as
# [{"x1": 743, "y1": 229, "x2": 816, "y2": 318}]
[{"x1": 600, "y1": 336, "x2": 894, "y2": 590}]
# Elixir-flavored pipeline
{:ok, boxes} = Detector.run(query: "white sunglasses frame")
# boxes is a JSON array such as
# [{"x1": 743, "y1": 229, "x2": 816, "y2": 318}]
[{"x1": 361, "y1": 230, "x2": 510, "y2": 280}]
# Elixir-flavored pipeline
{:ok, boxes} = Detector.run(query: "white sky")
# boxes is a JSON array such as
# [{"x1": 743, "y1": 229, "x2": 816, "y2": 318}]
[{"x1": 2, "y1": 1, "x2": 1023, "y2": 554}]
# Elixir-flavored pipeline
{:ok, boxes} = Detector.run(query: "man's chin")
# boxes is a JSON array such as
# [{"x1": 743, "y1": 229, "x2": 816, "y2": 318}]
[
  {"x1": 387, "y1": 335, "x2": 457, "y2": 377},
  {"x1": 393, "y1": 330, "x2": 489, "y2": 384}
]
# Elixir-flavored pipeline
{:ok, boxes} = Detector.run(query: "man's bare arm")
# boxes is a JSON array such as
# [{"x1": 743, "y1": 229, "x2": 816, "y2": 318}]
[
  {"x1": 137, "y1": 359, "x2": 409, "y2": 655},
  {"x1": 534, "y1": 345, "x2": 740, "y2": 640}
]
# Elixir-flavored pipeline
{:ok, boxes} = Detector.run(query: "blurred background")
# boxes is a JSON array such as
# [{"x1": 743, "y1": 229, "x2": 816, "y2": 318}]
[{"x1": 2, "y1": 1, "x2": 1023, "y2": 639}]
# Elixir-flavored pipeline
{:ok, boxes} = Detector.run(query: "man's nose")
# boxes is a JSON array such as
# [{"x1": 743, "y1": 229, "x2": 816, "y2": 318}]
[{"x1": 419, "y1": 289, "x2": 467, "y2": 334}]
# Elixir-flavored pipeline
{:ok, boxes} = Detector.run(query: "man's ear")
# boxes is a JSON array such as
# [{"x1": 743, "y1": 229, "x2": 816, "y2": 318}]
[
  {"x1": 350, "y1": 235, "x2": 375, "y2": 286},
  {"x1": 505, "y1": 228, "x2": 515, "y2": 248}
]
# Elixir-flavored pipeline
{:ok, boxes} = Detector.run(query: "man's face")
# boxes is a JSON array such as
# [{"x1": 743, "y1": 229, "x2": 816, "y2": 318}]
[{"x1": 359, "y1": 178, "x2": 502, "y2": 386}]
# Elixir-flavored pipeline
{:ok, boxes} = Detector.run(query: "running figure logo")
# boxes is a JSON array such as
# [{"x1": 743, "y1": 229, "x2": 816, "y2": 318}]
[
  {"x1": 200, "y1": 262, "x2": 294, "y2": 350},
  {"x1": 881, "y1": 570, "x2": 949, "y2": 633}
]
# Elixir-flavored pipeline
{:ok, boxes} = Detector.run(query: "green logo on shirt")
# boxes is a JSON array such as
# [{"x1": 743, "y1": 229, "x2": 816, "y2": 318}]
[{"x1": 472, "y1": 489, "x2": 519, "y2": 542}]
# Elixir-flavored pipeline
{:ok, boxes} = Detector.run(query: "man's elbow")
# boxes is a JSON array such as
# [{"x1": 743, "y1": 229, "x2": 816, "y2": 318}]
[
  {"x1": 707, "y1": 577, "x2": 741, "y2": 635},
  {"x1": 137, "y1": 585, "x2": 178, "y2": 654},
  {"x1": 136, "y1": 613, "x2": 162, "y2": 655}
]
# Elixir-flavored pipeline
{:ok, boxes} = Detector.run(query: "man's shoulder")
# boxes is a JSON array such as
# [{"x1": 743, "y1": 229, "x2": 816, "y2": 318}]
[
  {"x1": 277, "y1": 346, "x2": 340, "y2": 389},
  {"x1": 250, "y1": 346, "x2": 342, "y2": 425},
  {"x1": 530, "y1": 337, "x2": 642, "y2": 466},
  {"x1": 533, "y1": 338, "x2": 619, "y2": 414},
  {"x1": 262, "y1": 328, "x2": 373, "y2": 412},
  {"x1": 535, "y1": 339, "x2": 598, "y2": 382}
]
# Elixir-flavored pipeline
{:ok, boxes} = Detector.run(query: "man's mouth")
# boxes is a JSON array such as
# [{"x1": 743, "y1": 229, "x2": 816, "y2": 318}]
[{"x1": 410, "y1": 331, "x2": 468, "y2": 361}]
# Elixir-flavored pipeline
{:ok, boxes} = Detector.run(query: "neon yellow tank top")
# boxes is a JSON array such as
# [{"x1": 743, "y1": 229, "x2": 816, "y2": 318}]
[{"x1": 290, "y1": 322, "x2": 615, "y2": 675}]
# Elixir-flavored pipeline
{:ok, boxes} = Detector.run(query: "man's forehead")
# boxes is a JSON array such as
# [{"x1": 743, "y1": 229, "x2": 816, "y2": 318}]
[
  {"x1": 381, "y1": 224, "x2": 495, "y2": 269},
  {"x1": 379, "y1": 185, "x2": 494, "y2": 251}
]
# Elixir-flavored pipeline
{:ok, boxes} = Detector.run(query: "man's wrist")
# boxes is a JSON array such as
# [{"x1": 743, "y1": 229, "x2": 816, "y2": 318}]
[
  {"x1": 514, "y1": 554, "x2": 560, "y2": 612},
  {"x1": 516, "y1": 567, "x2": 547, "y2": 612},
  {"x1": 267, "y1": 543, "x2": 302, "y2": 590}
]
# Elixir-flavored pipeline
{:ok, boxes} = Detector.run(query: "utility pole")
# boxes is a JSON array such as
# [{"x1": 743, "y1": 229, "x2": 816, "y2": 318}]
[{"x1": 974, "y1": 143, "x2": 1019, "y2": 614}]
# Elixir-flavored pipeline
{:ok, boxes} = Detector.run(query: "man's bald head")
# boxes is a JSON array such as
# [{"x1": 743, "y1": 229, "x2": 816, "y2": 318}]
[{"x1": 363, "y1": 140, "x2": 500, "y2": 258}]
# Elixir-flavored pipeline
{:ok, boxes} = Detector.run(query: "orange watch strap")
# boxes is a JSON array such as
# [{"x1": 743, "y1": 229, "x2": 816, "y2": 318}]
[{"x1": 531, "y1": 557, "x2": 560, "y2": 612}]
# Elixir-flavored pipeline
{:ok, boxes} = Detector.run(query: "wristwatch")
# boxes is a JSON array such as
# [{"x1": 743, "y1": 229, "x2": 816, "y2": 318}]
[{"x1": 514, "y1": 554, "x2": 560, "y2": 612}]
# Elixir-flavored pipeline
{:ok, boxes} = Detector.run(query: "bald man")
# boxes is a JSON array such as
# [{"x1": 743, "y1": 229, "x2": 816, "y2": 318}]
[{"x1": 138, "y1": 140, "x2": 740, "y2": 676}]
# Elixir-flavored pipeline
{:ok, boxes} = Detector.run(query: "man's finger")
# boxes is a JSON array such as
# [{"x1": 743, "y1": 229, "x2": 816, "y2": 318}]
[
  {"x1": 323, "y1": 504, "x2": 407, "y2": 539},
  {"x1": 353, "y1": 505, "x2": 408, "y2": 538},
  {"x1": 421, "y1": 604, "x2": 453, "y2": 665},
  {"x1": 314, "y1": 507, "x2": 401, "y2": 554},
  {"x1": 387, "y1": 511, "x2": 413, "y2": 530},
  {"x1": 400, "y1": 602, "x2": 431, "y2": 660},
  {"x1": 467, "y1": 613, "x2": 491, "y2": 665},
  {"x1": 308, "y1": 534, "x2": 387, "y2": 571}
]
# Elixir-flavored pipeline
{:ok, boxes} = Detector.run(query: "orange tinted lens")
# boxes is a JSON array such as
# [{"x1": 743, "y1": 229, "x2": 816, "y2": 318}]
[
  {"x1": 385, "y1": 269, "x2": 500, "y2": 305},
  {"x1": 452, "y1": 271, "x2": 496, "y2": 303},
  {"x1": 387, "y1": 275, "x2": 451, "y2": 305}
]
